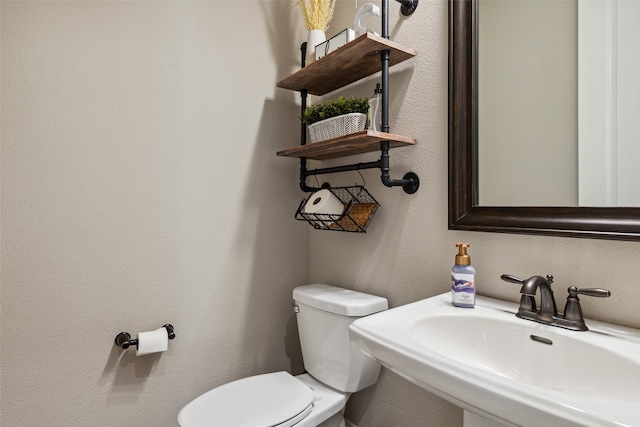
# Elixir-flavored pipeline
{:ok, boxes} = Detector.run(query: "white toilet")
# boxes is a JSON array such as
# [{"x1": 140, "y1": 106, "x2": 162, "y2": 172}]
[{"x1": 177, "y1": 284, "x2": 388, "y2": 427}]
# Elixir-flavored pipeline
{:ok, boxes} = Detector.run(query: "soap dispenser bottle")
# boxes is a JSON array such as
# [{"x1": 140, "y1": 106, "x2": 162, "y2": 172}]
[
  {"x1": 368, "y1": 83, "x2": 382, "y2": 132},
  {"x1": 451, "y1": 242, "x2": 475, "y2": 307}
]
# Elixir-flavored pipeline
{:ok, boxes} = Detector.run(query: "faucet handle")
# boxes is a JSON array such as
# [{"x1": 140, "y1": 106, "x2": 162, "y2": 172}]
[
  {"x1": 501, "y1": 274, "x2": 554, "y2": 285},
  {"x1": 569, "y1": 286, "x2": 611, "y2": 298},
  {"x1": 562, "y1": 286, "x2": 611, "y2": 330},
  {"x1": 501, "y1": 274, "x2": 525, "y2": 284}
]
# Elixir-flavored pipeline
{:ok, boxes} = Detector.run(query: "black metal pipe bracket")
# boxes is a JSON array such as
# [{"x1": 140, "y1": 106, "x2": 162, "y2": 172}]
[
  {"x1": 380, "y1": 141, "x2": 419, "y2": 193},
  {"x1": 396, "y1": 0, "x2": 419, "y2": 16}
]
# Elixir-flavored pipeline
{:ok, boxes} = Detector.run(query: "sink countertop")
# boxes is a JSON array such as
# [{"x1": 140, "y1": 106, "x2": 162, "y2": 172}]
[{"x1": 349, "y1": 293, "x2": 640, "y2": 427}]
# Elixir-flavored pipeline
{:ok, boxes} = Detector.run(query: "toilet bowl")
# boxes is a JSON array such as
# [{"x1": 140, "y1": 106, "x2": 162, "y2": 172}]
[
  {"x1": 177, "y1": 284, "x2": 388, "y2": 427},
  {"x1": 177, "y1": 372, "x2": 348, "y2": 427}
]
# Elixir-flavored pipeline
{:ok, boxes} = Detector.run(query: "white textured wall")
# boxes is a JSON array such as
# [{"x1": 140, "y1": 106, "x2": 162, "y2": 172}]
[
  {"x1": 1, "y1": 1, "x2": 308, "y2": 426},
  {"x1": 314, "y1": 1, "x2": 640, "y2": 426}
]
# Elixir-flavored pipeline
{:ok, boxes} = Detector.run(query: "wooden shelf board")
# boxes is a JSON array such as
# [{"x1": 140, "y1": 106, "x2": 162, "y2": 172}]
[
  {"x1": 277, "y1": 33, "x2": 416, "y2": 96},
  {"x1": 276, "y1": 131, "x2": 416, "y2": 160}
]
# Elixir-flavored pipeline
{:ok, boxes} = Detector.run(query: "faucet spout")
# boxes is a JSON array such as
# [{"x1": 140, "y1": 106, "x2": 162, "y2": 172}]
[{"x1": 521, "y1": 275, "x2": 557, "y2": 322}]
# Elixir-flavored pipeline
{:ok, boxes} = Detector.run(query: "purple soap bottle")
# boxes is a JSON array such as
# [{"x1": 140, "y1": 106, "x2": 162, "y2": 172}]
[{"x1": 451, "y1": 242, "x2": 475, "y2": 307}]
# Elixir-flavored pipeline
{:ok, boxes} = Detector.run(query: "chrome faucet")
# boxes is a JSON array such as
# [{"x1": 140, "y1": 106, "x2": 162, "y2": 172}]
[{"x1": 501, "y1": 273, "x2": 611, "y2": 331}]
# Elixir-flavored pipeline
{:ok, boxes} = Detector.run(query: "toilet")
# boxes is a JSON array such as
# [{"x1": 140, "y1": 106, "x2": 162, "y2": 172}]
[{"x1": 177, "y1": 284, "x2": 388, "y2": 427}]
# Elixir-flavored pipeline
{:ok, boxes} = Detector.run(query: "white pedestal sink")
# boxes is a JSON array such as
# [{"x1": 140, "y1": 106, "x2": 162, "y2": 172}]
[{"x1": 349, "y1": 293, "x2": 640, "y2": 427}]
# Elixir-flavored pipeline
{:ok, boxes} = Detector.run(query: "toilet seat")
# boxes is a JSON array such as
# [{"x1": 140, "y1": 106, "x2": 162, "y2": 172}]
[{"x1": 177, "y1": 371, "x2": 315, "y2": 427}]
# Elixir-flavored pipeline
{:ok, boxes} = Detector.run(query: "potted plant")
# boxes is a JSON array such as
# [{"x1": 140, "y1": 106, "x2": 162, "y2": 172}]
[{"x1": 300, "y1": 96, "x2": 369, "y2": 143}]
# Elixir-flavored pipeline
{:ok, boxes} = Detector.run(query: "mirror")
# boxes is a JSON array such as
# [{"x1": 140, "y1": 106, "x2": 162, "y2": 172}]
[
  {"x1": 478, "y1": 0, "x2": 577, "y2": 207},
  {"x1": 476, "y1": 0, "x2": 640, "y2": 207},
  {"x1": 448, "y1": 0, "x2": 640, "y2": 241}
]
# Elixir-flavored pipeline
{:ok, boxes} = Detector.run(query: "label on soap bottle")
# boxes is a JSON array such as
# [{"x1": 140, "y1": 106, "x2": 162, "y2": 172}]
[{"x1": 451, "y1": 271, "x2": 475, "y2": 307}]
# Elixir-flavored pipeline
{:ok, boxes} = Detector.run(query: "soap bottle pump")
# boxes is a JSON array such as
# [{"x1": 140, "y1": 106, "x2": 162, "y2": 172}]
[
  {"x1": 368, "y1": 83, "x2": 382, "y2": 132},
  {"x1": 451, "y1": 242, "x2": 476, "y2": 307}
]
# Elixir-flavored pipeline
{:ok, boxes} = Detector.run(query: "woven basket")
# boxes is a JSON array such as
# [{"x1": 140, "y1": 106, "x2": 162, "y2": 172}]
[{"x1": 308, "y1": 113, "x2": 367, "y2": 143}]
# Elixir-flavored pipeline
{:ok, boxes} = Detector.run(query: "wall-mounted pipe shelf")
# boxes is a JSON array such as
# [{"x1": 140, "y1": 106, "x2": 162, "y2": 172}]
[
  {"x1": 277, "y1": 33, "x2": 416, "y2": 96},
  {"x1": 276, "y1": 0, "x2": 419, "y2": 198},
  {"x1": 276, "y1": 130, "x2": 415, "y2": 160}
]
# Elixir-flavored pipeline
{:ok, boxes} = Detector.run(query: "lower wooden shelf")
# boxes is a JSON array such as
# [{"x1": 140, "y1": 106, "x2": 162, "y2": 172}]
[{"x1": 276, "y1": 130, "x2": 416, "y2": 161}]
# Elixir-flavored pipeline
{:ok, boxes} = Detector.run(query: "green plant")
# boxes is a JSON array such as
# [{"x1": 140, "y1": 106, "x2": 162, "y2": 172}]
[{"x1": 300, "y1": 96, "x2": 369, "y2": 125}]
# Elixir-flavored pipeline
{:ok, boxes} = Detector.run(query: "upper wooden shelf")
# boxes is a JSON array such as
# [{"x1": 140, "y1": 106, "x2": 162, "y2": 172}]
[
  {"x1": 276, "y1": 131, "x2": 416, "y2": 160},
  {"x1": 277, "y1": 33, "x2": 417, "y2": 96}
]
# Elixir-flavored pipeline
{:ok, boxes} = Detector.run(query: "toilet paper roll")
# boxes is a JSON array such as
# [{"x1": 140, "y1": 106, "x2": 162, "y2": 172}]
[
  {"x1": 136, "y1": 327, "x2": 169, "y2": 356},
  {"x1": 303, "y1": 189, "x2": 345, "y2": 227},
  {"x1": 304, "y1": 189, "x2": 344, "y2": 215}
]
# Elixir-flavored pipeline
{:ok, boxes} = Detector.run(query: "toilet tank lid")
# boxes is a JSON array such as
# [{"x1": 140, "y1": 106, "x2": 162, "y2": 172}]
[{"x1": 293, "y1": 284, "x2": 388, "y2": 316}]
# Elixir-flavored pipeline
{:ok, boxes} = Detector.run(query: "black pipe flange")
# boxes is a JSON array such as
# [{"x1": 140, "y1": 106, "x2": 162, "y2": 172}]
[{"x1": 397, "y1": 0, "x2": 419, "y2": 16}]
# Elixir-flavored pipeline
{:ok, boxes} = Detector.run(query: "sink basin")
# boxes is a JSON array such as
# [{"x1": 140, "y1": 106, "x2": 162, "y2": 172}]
[{"x1": 349, "y1": 293, "x2": 640, "y2": 427}]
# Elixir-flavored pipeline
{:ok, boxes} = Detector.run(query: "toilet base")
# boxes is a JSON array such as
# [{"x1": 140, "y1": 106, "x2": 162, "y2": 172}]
[
  {"x1": 293, "y1": 373, "x2": 350, "y2": 427},
  {"x1": 317, "y1": 412, "x2": 346, "y2": 427}
]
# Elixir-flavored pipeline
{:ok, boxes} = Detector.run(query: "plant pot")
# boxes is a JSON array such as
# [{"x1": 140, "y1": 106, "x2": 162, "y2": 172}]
[
  {"x1": 308, "y1": 113, "x2": 367, "y2": 143},
  {"x1": 307, "y1": 30, "x2": 326, "y2": 64}
]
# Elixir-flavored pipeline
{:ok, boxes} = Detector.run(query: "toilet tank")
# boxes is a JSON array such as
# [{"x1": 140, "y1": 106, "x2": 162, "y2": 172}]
[{"x1": 293, "y1": 284, "x2": 388, "y2": 393}]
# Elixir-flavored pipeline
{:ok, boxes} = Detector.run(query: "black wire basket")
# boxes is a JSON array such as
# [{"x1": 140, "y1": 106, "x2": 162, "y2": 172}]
[{"x1": 295, "y1": 186, "x2": 380, "y2": 233}]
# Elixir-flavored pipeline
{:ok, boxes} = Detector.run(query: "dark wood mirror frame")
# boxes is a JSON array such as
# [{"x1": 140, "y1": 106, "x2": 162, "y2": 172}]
[{"x1": 448, "y1": 0, "x2": 640, "y2": 241}]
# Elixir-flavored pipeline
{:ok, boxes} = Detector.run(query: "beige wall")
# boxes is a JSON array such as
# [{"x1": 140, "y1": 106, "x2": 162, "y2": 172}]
[
  {"x1": 1, "y1": 1, "x2": 309, "y2": 426},
  {"x1": 3, "y1": 1, "x2": 640, "y2": 427}
]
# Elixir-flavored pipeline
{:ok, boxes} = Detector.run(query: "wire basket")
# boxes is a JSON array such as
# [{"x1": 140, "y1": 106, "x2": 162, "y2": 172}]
[
  {"x1": 295, "y1": 186, "x2": 380, "y2": 233},
  {"x1": 307, "y1": 113, "x2": 367, "y2": 143}
]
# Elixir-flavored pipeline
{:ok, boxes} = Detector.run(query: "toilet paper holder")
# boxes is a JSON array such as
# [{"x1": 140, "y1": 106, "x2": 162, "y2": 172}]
[{"x1": 115, "y1": 324, "x2": 175, "y2": 349}]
